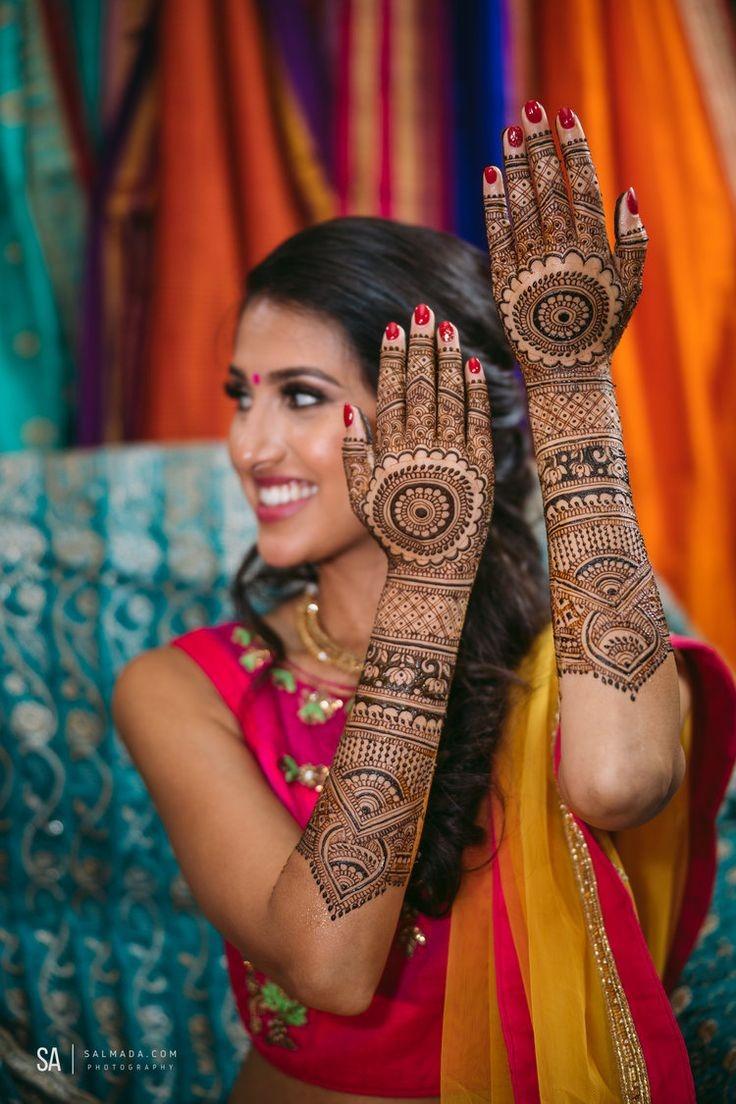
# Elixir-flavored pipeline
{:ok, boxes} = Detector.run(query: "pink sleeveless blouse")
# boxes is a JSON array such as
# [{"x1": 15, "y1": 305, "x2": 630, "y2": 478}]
[{"x1": 170, "y1": 620, "x2": 450, "y2": 1098}]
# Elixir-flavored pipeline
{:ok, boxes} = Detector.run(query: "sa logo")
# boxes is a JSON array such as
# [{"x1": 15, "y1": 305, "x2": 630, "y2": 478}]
[{"x1": 36, "y1": 1046, "x2": 62, "y2": 1071}]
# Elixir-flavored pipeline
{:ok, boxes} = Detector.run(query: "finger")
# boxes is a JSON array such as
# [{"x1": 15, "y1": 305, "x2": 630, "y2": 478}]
[
  {"x1": 521, "y1": 99, "x2": 575, "y2": 253},
  {"x1": 436, "y1": 320, "x2": 465, "y2": 448},
  {"x1": 614, "y1": 186, "x2": 648, "y2": 321},
  {"x1": 342, "y1": 402, "x2": 374, "y2": 524},
  {"x1": 555, "y1": 106, "x2": 609, "y2": 256},
  {"x1": 482, "y1": 165, "x2": 516, "y2": 303},
  {"x1": 405, "y1": 303, "x2": 436, "y2": 448},
  {"x1": 376, "y1": 320, "x2": 406, "y2": 453},
  {"x1": 465, "y1": 358, "x2": 493, "y2": 476},
  {"x1": 503, "y1": 124, "x2": 544, "y2": 266}
]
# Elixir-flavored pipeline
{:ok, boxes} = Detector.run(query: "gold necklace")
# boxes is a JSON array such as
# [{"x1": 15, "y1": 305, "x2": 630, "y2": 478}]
[{"x1": 294, "y1": 588, "x2": 364, "y2": 676}]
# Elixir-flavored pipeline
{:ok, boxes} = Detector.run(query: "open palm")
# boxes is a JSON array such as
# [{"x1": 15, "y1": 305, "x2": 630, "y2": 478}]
[{"x1": 483, "y1": 101, "x2": 648, "y2": 374}]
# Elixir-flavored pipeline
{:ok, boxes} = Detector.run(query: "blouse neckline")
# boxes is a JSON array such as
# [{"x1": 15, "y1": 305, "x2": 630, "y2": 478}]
[{"x1": 276, "y1": 655, "x2": 358, "y2": 694}]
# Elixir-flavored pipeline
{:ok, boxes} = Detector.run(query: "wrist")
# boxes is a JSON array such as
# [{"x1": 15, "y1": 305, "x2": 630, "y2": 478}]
[
  {"x1": 376, "y1": 572, "x2": 472, "y2": 652},
  {"x1": 520, "y1": 355, "x2": 614, "y2": 387}
]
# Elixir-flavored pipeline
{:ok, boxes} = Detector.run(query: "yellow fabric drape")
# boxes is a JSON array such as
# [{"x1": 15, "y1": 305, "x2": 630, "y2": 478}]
[{"x1": 442, "y1": 625, "x2": 696, "y2": 1102}]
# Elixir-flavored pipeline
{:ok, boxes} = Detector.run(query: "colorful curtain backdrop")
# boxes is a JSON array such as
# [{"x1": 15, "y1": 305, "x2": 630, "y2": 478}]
[{"x1": 0, "y1": 0, "x2": 735, "y2": 669}]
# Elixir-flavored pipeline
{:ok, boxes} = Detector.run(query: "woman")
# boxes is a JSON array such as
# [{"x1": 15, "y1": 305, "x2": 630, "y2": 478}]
[{"x1": 112, "y1": 101, "x2": 736, "y2": 1104}]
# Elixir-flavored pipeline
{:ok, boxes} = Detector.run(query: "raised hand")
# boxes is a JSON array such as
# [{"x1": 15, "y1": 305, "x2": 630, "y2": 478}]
[
  {"x1": 483, "y1": 102, "x2": 647, "y2": 375},
  {"x1": 342, "y1": 305, "x2": 494, "y2": 587},
  {"x1": 481, "y1": 101, "x2": 670, "y2": 702},
  {"x1": 294, "y1": 308, "x2": 494, "y2": 921}
]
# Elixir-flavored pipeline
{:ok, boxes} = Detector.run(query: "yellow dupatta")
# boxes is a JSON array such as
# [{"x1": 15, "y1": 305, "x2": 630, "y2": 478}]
[{"x1": 439, "y1": 622, "x2": 725, "y2": 1104}]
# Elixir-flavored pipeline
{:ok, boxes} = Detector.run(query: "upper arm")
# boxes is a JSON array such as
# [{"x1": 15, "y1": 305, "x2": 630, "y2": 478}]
[
  {"x1": 111, "y1": 646, "x2": 303, "y2": 991},
  {"x1": 557, "y1": 647, "x2": 692, "y2": 831}
]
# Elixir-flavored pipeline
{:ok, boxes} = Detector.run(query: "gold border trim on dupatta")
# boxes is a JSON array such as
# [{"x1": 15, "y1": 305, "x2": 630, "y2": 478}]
[
  {"x1": 559, "y1": 802, "x2": 651, "y2": 1103},
  {"x1": 547, "y1": 698, "x2": 651, "y2": 1104}
]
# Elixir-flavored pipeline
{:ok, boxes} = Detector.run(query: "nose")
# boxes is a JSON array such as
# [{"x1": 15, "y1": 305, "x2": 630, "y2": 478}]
[{"x1": 230, "y1": 415, "x2": 287, "y2": 474}]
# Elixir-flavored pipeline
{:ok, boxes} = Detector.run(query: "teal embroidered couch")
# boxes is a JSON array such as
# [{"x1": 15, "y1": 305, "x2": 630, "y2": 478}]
[{"x1": 0, "y1": 442, "x2": 734, "y2": 1103}]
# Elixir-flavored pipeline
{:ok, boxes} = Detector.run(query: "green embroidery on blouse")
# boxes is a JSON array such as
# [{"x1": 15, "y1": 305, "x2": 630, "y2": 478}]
[
  {"x1": 243, "y1": 961, "x2": 309, "y2": 1050},
  {"x1": 297, "y1": 696, "x2": 330, "y2": 724},
  {"x1": 231, "y1": 625, "x2": 271, "y2": 672},
  {"x1": 260, "y1": 981, "x2": 308, "y2": 1026},
  {"x1": 271, "y1": 666, "x2": 297, "y2": 693},
  {"x1": 278, "y1": 754, "x2": 329, "y2": 792},
  {"x1": 279, "y1": 753, "x2": 300, "y2": 782}
]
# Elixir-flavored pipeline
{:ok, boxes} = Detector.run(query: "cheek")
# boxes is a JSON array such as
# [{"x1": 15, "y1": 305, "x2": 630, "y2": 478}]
[
  {"x1": 228, "y1": 419, "x2": 247, "y2": 465},
  {"x1": 305, "y1": 425, "x2": 348, "y2": 483}
]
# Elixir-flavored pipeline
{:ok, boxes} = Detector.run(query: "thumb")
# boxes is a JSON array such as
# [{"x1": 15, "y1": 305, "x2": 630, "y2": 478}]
[
  {"x1": 341, "y1": 402, "x2": 374, "y2": 524},
  {"x1": 614, "y1": 186, "x2": 648, "y2": 317}
]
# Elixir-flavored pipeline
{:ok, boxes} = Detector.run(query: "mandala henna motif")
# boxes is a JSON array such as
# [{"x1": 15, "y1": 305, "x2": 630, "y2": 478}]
[
  {"x1": 498, "y1": 249, "x2": 624, "y2": 371},
  {"x1": 363, "y1": 448, "x2": 490, "y2": 576},
  {"x1": 297, "y1": 315, "x2": 495, "y2": 919}
]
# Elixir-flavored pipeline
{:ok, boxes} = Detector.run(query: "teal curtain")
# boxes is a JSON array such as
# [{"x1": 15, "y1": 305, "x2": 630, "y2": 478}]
[{"x1": 0, "y1": 1, "x2": 85, "y2": 451}]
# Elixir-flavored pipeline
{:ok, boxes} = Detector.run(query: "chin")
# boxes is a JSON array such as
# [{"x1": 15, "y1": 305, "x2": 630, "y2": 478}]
[{"x1": 256, "y1": 529, "x2": 358, "y2": 571}]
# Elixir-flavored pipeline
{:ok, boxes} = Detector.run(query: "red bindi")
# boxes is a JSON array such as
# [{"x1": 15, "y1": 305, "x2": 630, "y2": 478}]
[{"x1": 252, "y1": 373, "x2": 261, "y2": 385}]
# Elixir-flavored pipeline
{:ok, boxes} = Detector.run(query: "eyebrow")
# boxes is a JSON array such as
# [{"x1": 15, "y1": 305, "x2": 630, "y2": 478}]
[{"x1": 227, "y1": 364, "x2": 341, "y2": 387}]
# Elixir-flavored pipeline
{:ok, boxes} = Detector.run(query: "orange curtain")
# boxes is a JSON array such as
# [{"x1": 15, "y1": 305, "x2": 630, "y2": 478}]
[
  {"x1": 141, "y1": 0, "x2": 306, "y2": 441},
  {"x1": 528, "y1": 0, "x2": 736, "y2": 667}
]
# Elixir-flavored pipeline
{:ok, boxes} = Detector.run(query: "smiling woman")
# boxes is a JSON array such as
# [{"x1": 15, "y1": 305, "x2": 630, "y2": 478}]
[
  {"x1": 112, "y1": 110, "x2": 736, "y2": 1104},
  {"x1": 222, "y1": 307, "x2": 373, "y2": 558}
]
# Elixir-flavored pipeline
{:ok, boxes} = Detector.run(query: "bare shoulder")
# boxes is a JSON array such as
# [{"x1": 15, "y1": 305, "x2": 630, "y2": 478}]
[
  {"x1": 109, "y1": 639, "x2": 305, "y2": 974},
  {"x1": 111, "y1": 643, "x2": 241, "y2": 743}
]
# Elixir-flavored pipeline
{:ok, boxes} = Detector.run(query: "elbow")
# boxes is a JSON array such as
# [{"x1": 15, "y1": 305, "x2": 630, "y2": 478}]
[
  {"x1": 248, "y1": 940, "x2": 375, "y2": 1018},
  {"x1": 285, "y1": 961, "x2": 375, "y2": 1017},
  {"x1": 560, "y1": 750, "x2": 686, "y2": 832}
]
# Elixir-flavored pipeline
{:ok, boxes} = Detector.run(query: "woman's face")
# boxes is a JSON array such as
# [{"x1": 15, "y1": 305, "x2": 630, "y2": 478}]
[{"x1": 227, "y1": 298, "x2": 378, "y2": 568}]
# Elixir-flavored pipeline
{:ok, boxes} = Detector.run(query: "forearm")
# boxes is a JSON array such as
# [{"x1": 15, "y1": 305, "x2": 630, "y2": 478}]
[
  {"x1": 267, "y1": 572, "x2": 466, "y2": 1005},
  {"x1": 527, "y1": 361, "x2": 682, "y2": 818}
]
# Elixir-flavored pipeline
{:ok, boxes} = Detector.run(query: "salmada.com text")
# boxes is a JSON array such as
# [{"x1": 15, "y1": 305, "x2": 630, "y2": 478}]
[{"x1": 84, "y1": 1049, "x2": 176, "y2": 1071}]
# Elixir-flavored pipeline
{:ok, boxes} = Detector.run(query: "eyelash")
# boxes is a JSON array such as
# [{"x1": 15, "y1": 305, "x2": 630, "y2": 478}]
[{"x1": 222, "y1": 380, "x2": 325, "y2": 411}]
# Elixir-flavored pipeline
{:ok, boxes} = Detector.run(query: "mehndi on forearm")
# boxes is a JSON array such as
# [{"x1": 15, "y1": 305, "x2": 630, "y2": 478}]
[
  {"x1": 296, "y1": 573, "x2": 468, "y2": 920},
  {"x1": 526, "y1": 359, "x2": 671, "y2": 700}
]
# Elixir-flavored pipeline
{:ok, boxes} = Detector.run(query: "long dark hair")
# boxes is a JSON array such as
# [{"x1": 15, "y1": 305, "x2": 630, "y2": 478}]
[{"x1": 230, "y1": 216, "x2": 550, "y2": 916}]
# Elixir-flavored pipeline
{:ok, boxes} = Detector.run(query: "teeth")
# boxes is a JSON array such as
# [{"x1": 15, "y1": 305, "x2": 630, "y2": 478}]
[{"x1": 258, "y1": 481, "x2": 318, "y2": 506}]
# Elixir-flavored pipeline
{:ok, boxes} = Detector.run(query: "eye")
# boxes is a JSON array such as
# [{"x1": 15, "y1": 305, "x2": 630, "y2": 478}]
[
  {"x1": 223, "y1": 380, "x2": 251, "y2": 411},
  {"x1": 283, "y1": 384, "x2": 324, "y2": 409}
]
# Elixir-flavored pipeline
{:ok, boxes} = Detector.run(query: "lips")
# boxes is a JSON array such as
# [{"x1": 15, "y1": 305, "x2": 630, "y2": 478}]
[{"x1": 252, "y1": 478, "x2": 318, "y2": 522}]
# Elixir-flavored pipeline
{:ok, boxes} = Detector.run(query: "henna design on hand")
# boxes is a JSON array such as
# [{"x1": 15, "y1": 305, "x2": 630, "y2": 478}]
[
  {"x1": 527, "y1": 372, "x2": 670, "y2": 697},
  {"x1": 297, "y1": 311, "x2": 495, "y2": 918},
  {"x1": 483, "y1": 103, "x2": 670, "y2": 699},
  {"x1": 485, "y1": 109, "x2": 647, "y2": 376}
]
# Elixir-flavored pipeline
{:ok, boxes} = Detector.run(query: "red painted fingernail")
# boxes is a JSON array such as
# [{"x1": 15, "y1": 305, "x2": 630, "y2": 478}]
[
  {"x1": 524, "y1": 99, "x2": 542, "y2": 123},
  {"x1": 558, "y1": 107, "x2": 575, "y2": 129},
  {"x1": 385, "y1": 321, "x2": 400, "y2": 340},
  {"x1": 626, "y1": 187, "x2": 639, "y2": 215},
  {"x1": 484, "y1": 165, "x2": 497, "y2": 184},
  {"x1": 343, "y1": 403, "x2": 353, "y2": 427},
  {"x1": 438, "y1": 321, "x2": 454, "y2": 342},
  {"x1": 414, "y1": 303, "x2": 430, "y2": 325},
  {"x1": 506, "y1": 125, "x2": 523, "y2": 148},
  {"x1": 468, "y1": 357, "x2": 482, "y2": 374}
]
